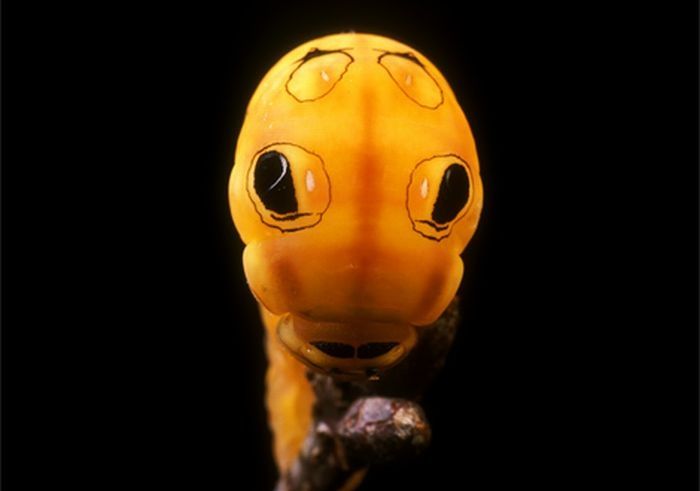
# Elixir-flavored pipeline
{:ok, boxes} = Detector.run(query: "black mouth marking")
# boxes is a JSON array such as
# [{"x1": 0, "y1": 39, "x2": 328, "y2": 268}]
[
  {"x1": 310, "y1": 341, "x2": 355, "y2": 358},
  {"x1": 357, "y1": 342, "x2": 399, "y2": 359},
  {"x1": 310, "y1": 341, "x2": 400, "y2": 360},
  {"x1": 416, "y1": 219, "x2": 449, "y2": 232}
]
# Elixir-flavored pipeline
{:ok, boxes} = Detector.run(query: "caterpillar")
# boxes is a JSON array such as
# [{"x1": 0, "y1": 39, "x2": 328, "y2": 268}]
[{"x1": 228, "y1": 32, "x2": 482, "y2": 483}]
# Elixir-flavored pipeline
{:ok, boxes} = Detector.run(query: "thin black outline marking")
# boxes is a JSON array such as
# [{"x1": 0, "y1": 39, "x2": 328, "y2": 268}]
[
  {"x1": 270, "y1": 212, "x2": 314, "y2": 221},
  {"x1": 247, "y1": 142, "x2": 332, "y2": 233},
  {"x1": 405, "y1": 154, "x2": 473, "y2": 242},
  {"x1": 376, "y1": 51, "x2": 444, "y2": 110},
  {"x1": 416, "y1": 219, "x2": 449, "y2": 232},
  {"x1": 285, "y1": 48, "x2": 355, "y2": 103},
  {"x1": 372, "y1": 49, "x2": 425, "y2": 67}
]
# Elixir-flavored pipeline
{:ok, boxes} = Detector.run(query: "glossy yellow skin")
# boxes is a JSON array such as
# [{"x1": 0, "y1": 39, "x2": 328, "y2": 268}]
[{"x1": 229, "y1": 33, "x2": 482, "y2": 473}]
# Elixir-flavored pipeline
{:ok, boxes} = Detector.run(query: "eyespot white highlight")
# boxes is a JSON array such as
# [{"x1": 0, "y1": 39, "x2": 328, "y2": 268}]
[
  {"x1": 306, "y1": 169, "x2": 316, "y2": 192},
  {"x1": 420, "y1": 177, "x2": 429, "y2": 199},
  {"x1": 320, "y1": 70, "x2": 330, "y2": 82}
]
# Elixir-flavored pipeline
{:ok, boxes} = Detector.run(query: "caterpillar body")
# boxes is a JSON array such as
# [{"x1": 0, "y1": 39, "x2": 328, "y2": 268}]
[{"x1": 228, "y1": 33, "x2": 483, "y2": 481}]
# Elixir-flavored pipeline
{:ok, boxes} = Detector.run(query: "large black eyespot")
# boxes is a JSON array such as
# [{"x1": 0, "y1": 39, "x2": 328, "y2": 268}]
[
  {"x1": 247, "y1": 143, "x2": 331, "y2": 232},
  {"x1": 254, "y1": 151, "x2": 298, "y2": 215},
  {"x1": 432, "y1": 164, "x2": 470, "y2": 224},
  {"x1": 406, "y1": 154, "x2": 473, "y2": 241}
]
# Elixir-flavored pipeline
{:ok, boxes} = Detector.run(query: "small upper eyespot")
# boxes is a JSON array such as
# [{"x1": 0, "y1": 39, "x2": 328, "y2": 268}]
[
  {"x1": 286, "y1": 48, "x2": 354, "y2": 102},
  {"x1": 377, "y1": 51, "x2": 444, "y2": 109}
]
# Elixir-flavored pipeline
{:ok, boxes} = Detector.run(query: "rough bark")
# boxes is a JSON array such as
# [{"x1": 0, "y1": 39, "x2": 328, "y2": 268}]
[{"x1": 275, "y1": 299, "x2": 459, "y2": 491}]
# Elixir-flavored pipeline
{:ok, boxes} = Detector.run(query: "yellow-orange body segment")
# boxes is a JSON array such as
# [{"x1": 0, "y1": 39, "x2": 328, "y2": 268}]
[{"x1": 229, "y1": 33, "x2": 482, "y2": 473}]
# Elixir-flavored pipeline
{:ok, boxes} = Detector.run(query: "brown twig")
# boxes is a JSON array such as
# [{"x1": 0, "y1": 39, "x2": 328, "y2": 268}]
[{"x1": 275, "y1": 299, "x2": 460, "y2": 491}]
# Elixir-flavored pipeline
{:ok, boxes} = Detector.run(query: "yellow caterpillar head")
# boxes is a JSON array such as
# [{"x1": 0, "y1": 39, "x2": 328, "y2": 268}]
[{"x1": 229, "y1": 33, "x2": 483, "y2": 377}]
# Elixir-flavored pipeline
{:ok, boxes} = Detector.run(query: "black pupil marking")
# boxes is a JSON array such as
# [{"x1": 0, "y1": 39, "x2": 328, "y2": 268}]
[
  {"x1": 310, "y1": 341, "x2": 355, "y2": 359},
  {"x1": 254, "y1": 151, "x2": 298, "y2": 215},
  {"x1": 432, "y1": 164, "x2": 470, "y2": 225},
  {"x1": 356, "y1": 342, "x2": 399, "y2": 359}
]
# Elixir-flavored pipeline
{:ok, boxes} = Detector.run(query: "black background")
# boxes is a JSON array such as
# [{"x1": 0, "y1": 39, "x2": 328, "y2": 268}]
[{"x1": 3, "y1": 2, "x2": 698, "y2": 489}]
